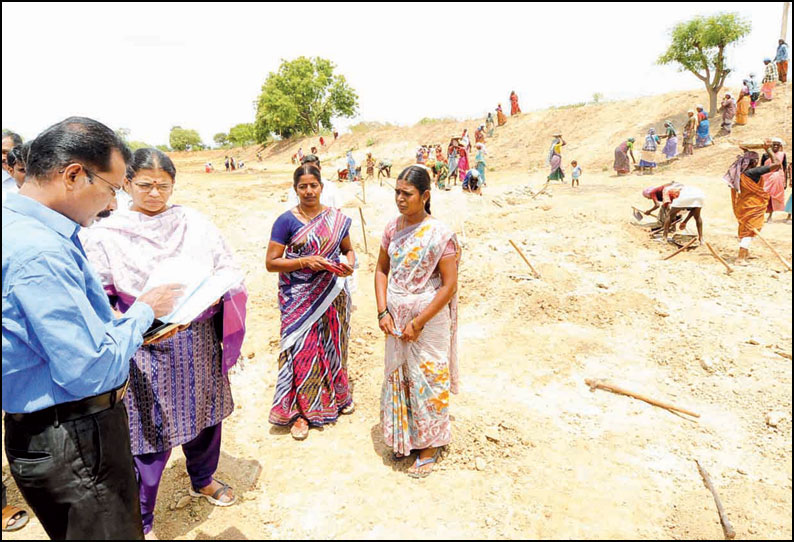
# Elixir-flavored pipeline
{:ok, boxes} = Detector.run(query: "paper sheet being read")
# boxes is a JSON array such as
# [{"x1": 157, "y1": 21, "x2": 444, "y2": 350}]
[{"x1": 142, "y1": 258, "x2": 243, "y2": 325}]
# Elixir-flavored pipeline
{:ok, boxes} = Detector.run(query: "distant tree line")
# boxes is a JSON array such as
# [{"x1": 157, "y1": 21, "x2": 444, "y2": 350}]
[{"x1": 116, "y1": 56, "x2": 359, "y2": 152}]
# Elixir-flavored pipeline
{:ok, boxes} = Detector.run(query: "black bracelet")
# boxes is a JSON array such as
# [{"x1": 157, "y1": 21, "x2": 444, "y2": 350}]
[{"x1": 377, "y1": 309, "x2": 390, "y2": 321}]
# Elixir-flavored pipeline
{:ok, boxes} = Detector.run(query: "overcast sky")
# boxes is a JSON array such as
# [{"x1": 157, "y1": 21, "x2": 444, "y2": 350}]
[{"x1": 2, "y1": 2, "x2": 790, "y2": 146}]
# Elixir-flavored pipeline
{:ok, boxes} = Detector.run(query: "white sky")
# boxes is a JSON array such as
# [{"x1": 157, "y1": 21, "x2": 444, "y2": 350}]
[{"x1": 2, "y1": 2, "x2": 790, "y2": 146}]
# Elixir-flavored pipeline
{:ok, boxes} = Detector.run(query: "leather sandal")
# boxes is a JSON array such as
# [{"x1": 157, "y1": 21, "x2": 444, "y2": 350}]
[
  {"x1": 2, "y1": 505, "x2": 29, "y2": 532},
  {"x1": 189, "y1": 480, "x2": 237, "y2": 507}
]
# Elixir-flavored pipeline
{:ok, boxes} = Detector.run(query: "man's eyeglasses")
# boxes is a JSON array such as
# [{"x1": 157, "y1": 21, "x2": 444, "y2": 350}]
[
  {"x1": 59, "y1": 164, "x2": 123, "y2": 196},
  {"x1": 131, "y1": 181, "x2": 173, "y2": 194},
  {"x1": 84, "y1": 167, "x2": 123, "y2": 196}
]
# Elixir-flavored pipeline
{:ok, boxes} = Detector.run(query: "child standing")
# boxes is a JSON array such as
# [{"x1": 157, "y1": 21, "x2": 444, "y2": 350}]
[{"x1": 571, "y1": 160, "x2": 582, "y2": 187}]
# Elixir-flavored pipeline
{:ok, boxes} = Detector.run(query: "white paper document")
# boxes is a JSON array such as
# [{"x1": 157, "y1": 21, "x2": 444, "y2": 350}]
[{"x1": 142, "y1": 258, "x2": 243, "y2": 325}]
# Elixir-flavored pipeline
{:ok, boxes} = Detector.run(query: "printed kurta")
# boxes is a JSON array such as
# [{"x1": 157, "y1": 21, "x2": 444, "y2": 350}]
[{"x1": 81, "y1": 205, "x2": 247, "y2": 454}]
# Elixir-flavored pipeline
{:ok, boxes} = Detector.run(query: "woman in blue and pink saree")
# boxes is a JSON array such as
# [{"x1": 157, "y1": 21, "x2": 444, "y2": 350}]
[
  {"x1": 695, "y1": 106, "x2": 712, "y2": 148},
  {"x1": 375, "y1": 166, "x2": 460, "y2": 479},
  {"x1": 266, "y1": 164, "x2": 357, "y2": 440},
  {"x1": 81, "y1": 148, "x2": 247, "y2": 534}
]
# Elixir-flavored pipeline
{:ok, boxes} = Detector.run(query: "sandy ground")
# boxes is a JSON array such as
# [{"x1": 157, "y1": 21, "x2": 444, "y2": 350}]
[{"x1": 3, "y1": 88, "x2": 792, "y2": 540}]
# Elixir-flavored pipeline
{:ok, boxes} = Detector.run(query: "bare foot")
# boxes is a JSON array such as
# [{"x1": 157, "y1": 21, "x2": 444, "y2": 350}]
[{"x1": 290, "y1": 417, "x2": 309, "y2": 440}]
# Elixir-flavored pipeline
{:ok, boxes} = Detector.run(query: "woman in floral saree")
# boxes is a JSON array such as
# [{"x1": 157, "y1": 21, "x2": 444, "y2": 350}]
[
  {"x1": 375, "y1": 166, "x2": 460, "y2": 478},
  {"x1": 266, "y1": 164, "x2": 357, "y2": 440}
]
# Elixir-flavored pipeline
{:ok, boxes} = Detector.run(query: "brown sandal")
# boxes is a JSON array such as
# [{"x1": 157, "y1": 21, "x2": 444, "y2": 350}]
[{"x1": 2, "y1": 505, "x2": 29, "y2": 532}]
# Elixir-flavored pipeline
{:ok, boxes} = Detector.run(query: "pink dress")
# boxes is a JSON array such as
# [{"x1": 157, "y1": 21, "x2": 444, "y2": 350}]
[
  {"x1": 762, "y1": 151, "x2": 787, "y2": 212},
  {"x1": 457, "y1": 147, "x2": 469, "y2": 182}
]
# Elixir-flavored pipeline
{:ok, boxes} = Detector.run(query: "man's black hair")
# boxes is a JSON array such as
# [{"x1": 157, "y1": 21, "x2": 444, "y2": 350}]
[{"x1": 25, "y1": 117, "x2": 131, "y2": 180}]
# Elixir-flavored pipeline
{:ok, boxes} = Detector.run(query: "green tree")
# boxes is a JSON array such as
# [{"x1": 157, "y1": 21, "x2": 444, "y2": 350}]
[
  {"x1": 592, "y1": 92, "x2": 604, "y2": 104},
  {"x1": 658, "y1": 12, "x2": 751, "y2": 117},
  {"x1": 127, "y1": 140, "x2": 151, "y2": 151},
  {"x1": 155, "y1": 144, "x2": 171, "y2": 153},
  {"x1": 115, "y1": 127, "x2": 131, "y2": 142},
  {"x1": 213, "y1": 132, "x2": 229, "y2": 148},
  {"x1": 168, "y1": 126, "x2": 203, "y2": 151},
  {"x1": 227, "y1": 123, "x2": 256, "y2": 147},
  {"x1": 254, "y1": 56, "x2": 358, "y2": 140}
]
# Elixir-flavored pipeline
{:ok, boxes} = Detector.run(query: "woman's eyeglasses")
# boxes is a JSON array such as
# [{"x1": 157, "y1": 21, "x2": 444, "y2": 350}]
[{"x1": 131, "y1": 182, "x2": 173, "y2": 193}]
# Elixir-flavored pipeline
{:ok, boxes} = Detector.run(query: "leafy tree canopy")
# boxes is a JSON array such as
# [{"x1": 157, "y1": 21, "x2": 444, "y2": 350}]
[
  {"x1": 169, "y1": 126, "x2": 203, "y2": 151},
  {"x1": 127, "y1": 140, "x2": 151, "y2": 151},
  {"x1": 213, "y1": 132, "x2": 229, "y2": 147},
  {"x1": 254, "y1": 56, "x2": 358, "y2": 140},
  {"x1": 658, "y1": 12, "x2": 751, "y2": 115},
  {"x1": 115, "y1": 127, "x2": 131, "y2": 142},
  {"x1": 228, "y1": 123, "x2": 256, "y2": 147}
]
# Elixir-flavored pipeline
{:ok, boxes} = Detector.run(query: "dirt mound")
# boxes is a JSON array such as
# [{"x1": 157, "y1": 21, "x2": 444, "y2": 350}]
[{"x1": 182, "y1": 85, "x2": 792, "y2": 182}]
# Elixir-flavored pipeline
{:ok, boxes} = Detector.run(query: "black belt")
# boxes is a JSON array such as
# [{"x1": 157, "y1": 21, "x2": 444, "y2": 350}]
[{"x1": 7, "y1": 381, "x2": 129, "y2": 427}]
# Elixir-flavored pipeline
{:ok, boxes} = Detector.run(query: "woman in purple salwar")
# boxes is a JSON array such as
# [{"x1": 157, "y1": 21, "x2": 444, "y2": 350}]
[{"x1": 82, "y1": 149, "x2": 247, "y2": 538}]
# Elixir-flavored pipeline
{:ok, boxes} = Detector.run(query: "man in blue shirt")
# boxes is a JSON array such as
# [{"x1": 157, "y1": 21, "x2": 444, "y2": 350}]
[
  {"x1": 2, "y1": 117, "x2": 184, "y2": 540},
  {"x1": 1, "y1": 131, "x2": 28, "y2": 535}
]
